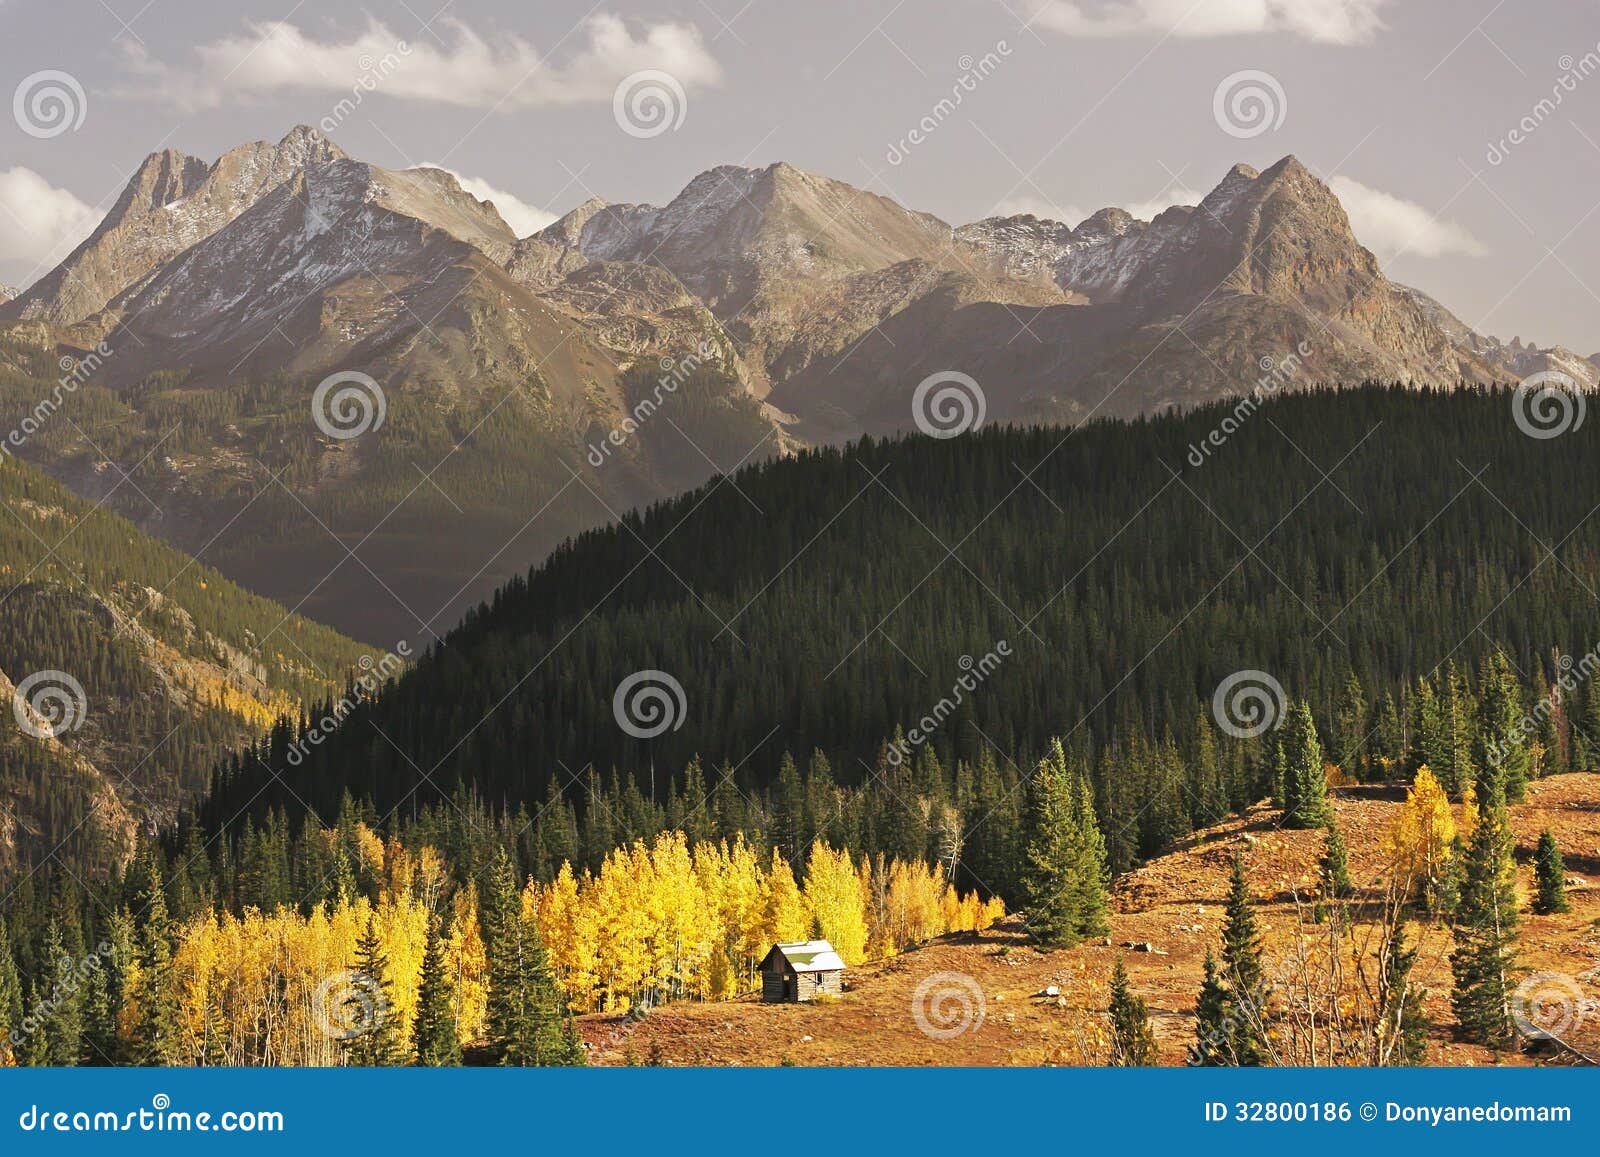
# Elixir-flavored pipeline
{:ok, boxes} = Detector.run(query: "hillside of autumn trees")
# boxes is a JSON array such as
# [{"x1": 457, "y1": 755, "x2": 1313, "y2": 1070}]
[{"x1": 0, "y1": 792, "x2": 999, "y2": 1066}]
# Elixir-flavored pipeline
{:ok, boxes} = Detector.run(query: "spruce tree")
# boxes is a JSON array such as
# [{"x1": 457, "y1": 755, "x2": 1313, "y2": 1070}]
[
  {"x1": 342, "y1": 914, "x2": 403, "y2": 1066},
  {"x1": 412, "y1": 920, "x2": 462, "y2": 1066},
  {"x1": 483, "y1": 850, "x2": 583, "y2": 1066},
  {"x1": 1449, "y1": 793, "x2": 1519, "y2": 1047},
  {"x1": 1189, "y1": 950, "x2": 1230, "y2": 1066},
  {"x1": 1281, "y1": 701, "x2": 1330, "y2": 828},
  {"x1": 131, "y1": 865, "x2": 182, "y2": 1066},
  {"x1": 1321, "y1": 819, "x2": 1353, "y2": 898},
  {"x1": 1379, "y1": 920, "x2": 1430, "y2": 1065},
  {"x1": 1021, "y1": 741, "x2": 1109, "y2": 946},
  {"x1": 1108, "y1": 957, "x2": 1157, "y2": 1066},
  {"x1": 1221, "y1": 852, "x2": 1266, "y2": 1064},
  {"x1": 1532, "y1": 830, "x2": 1569, "y2": 915}
]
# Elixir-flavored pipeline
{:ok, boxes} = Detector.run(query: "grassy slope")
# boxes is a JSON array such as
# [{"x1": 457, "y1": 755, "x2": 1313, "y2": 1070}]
[{"x1": 580, "y1": 774, "x2": 1600, "y2": 1067}]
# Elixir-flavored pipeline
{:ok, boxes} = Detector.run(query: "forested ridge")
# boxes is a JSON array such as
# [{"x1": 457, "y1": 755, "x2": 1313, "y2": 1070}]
[
  {"x1": 0, "y1": 454, "x2": 372, "y2": 872},
  {"x1": 201, "y1": 383, "x2": 1600, "y2": 877}
]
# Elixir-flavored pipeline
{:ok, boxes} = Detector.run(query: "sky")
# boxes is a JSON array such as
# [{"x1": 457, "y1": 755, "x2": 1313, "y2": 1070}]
[{"x1": 0, "y1": 0, "x2": 1596, "y2": 352}]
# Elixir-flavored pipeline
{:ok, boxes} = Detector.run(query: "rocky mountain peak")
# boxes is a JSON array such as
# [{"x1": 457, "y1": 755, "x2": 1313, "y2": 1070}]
[{"x1": 1, "y1": 126, "x2": 354, "y2": 326}]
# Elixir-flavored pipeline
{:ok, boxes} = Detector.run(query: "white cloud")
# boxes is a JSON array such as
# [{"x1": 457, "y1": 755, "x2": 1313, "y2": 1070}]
[
  {"x1": 1125, "y1": 186, "x2": 1202, "y2": 220},
  {"x1": 1028, "y1": 0, "x2": 1388, "y2": 44},
  {"x1": 996, "y1": 195, "x2": 1086, "y2": 225},
  {"x1": 1329, "y1": 176, "x2": 1487, "y2": 259},
  {"x1": 416, "y1": 164, "x2": 555, "y2": 237},
  {"x1": 119, "y1": 13, "x2": 722, "y2": 112},
  {"x1": 0, "y1": 167, "x2": 99, "y2": 279}
]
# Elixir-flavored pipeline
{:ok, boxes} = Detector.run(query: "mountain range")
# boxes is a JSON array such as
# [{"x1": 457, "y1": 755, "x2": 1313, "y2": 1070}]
[{"x1": 1, "y1": 126, "x2": 1591, "y2": 642}]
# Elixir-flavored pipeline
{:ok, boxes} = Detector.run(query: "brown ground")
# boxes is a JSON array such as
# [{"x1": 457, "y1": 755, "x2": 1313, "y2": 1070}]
[{"x1": 576, "y1": 773, "x2": 1600, "y2": 1066}]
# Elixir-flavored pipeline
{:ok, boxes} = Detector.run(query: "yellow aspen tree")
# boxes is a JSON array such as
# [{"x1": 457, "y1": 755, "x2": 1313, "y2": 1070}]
[
  {"x1": 537, "y1": 861, "x2": 599, "y2": 1011},
  {"x1": 757, "y1": 847, "x2": 811, "y2": 947},
  {"x1": 802, "y1": 843, "x2": 868, "y2": 964},
  {"x1": 446, "y1": 885, "x2": 488, "y2": 1044},
  {"x1": 1384, "y1": 765, "x2": 1458, "y2": 910}
]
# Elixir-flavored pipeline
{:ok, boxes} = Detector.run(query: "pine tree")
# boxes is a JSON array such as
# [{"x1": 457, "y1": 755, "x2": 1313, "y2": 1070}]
[
  {"x1": 1021, "y1": 740, "x2": 1109, "y2": 947},
  {"x1": 1221, "y1": 852, "x2": 1266, "y2": 1064},
  {"x1": 1379, "y1": 920, "x2": 1430, "y2": 1066},
  {"x1": 1108, "y1": 957, "x2": 1157, "y2": 1066},
  {"x1": 1189, "y1": 950, "x2": 1230, "y2": 1066},
  {"x1": 483, "y1": 850, "x2": 583, "y2": 1066},
  {"x1": 342, "y1": 913, "x2": 403, "y2": 1066},
  {"x1": 1280, "y1": 701, "x2": 1330, "y2": 828},
  {"x1": 412, "y1": 920, "x2": 462, "y2": 1066},
  {"x1": 1532, "y1": 830, "x2": 1569, "y2": 915},
  {"x1": 1449, "y1": 793, "x2": 1519, "y2": 1048},
  {"x1": 1321, "y1": 819, "x2": 1353, "y2": 898},
  {"x1": 131, "y1": 864, "x2": 181, "y2": 1066},
  {"x1": 39, "y1": 918, "x2": 84, "y2": 1066},
  {"x1": 1476, "y1": 651, "x2": 1528, "y2": 802}
]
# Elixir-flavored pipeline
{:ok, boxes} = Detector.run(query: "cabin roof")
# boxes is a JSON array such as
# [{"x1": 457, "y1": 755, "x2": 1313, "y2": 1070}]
[{"x1": 764, "y1": 940, "x2": 846, "y2": 972}]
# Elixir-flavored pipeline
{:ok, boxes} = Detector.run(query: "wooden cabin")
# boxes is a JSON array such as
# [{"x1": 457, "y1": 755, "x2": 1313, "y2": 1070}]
[{"x1": 760, "y1": 940, "x2": 846, "y2": 1003}]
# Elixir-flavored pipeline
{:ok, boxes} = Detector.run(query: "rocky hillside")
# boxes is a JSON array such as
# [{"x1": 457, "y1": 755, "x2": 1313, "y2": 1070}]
[{"x1": 0, "y1": 454, "x2": 372, "y2": 877}]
